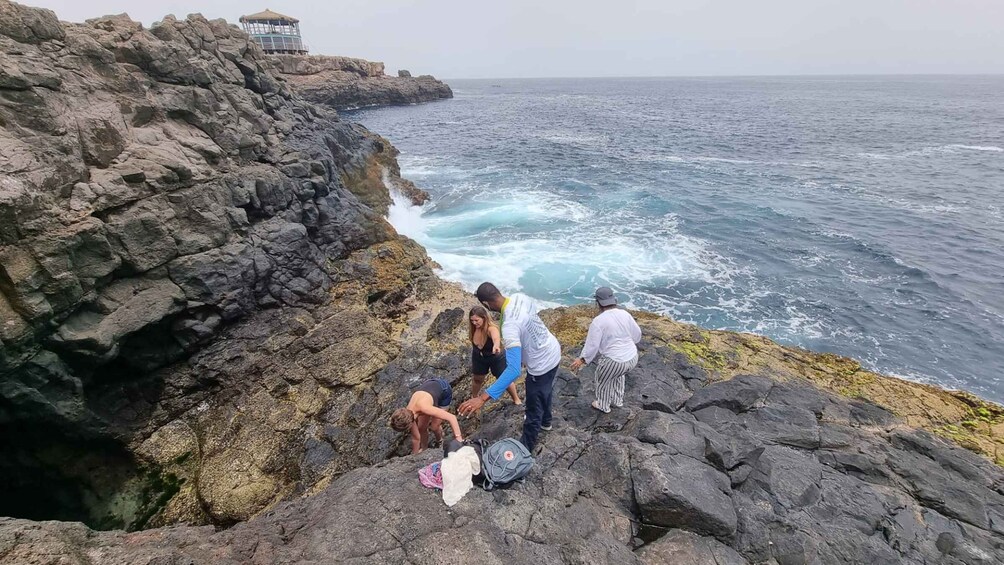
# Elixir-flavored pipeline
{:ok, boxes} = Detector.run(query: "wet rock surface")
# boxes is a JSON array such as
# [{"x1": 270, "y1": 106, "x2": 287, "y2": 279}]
[{"x1": 270, "y1": 54, "x2": 453, "y2": 111}]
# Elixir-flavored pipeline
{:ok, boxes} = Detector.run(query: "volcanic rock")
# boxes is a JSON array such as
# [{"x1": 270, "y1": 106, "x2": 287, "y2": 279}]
[
  {"x1": 270, "y1": 54, "x2": 453, "y2": 111},
  {"x1": 0, "y1": 0, "x2": 432, "y2": 530}
]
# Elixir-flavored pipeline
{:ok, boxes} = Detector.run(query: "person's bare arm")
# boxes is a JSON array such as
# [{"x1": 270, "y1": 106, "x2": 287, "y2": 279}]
[
  {"x1": 489, "y1": 326, "x2": 502, "y2": 355},
  {"x1": 422, "y1": 406, "x2": 463, "y2": 441}
]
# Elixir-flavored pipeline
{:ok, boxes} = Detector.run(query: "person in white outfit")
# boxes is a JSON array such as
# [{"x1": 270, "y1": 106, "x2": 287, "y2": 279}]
[{"x1": 570, "y1": 287, "x2": 642, "y2": 413}]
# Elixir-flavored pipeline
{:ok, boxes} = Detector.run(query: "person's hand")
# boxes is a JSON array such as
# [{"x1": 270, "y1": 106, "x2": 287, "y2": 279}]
[
  {"x1": 492, "y1": 343, "x2": 501, "y2": 355},
  {"x1": 459, "y1": 395, "x2": 487, "y2": 417},
  {"x1": 570, "y1": 357, "x2": 586, "y2": 373}
]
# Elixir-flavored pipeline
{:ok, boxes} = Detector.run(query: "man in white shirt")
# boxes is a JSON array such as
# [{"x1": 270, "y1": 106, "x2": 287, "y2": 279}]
[
  {"x1": 458, "y1": 282, "x2": 561, "y2": 451},
  {"x1": 570, "y1": 287, "x2": 641, "y2": 413}
]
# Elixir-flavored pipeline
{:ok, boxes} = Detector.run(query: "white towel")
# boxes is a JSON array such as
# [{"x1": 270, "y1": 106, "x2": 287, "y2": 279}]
[{"x1": 440, "y1": 446, "x2": 480, "y2": 506}]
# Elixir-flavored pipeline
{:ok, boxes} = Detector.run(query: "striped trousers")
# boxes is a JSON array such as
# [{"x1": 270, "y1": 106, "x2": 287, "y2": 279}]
[{"x1": 594, "y1": 353, "x2": 638, "y2": 411}]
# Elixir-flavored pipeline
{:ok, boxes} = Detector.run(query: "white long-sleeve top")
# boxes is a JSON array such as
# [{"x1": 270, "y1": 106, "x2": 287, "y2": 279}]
[
  {"x1": 580, "y1": 308, "x2": 642, "y2": 364},
  {"x1": 500, "y1": 293, "x2": 562, "y2": 375}
]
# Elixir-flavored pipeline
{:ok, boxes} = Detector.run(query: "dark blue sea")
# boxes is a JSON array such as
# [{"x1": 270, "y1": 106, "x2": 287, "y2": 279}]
[{"x1": 347, "y1": 76, "x2": 1004, "y2": 403}]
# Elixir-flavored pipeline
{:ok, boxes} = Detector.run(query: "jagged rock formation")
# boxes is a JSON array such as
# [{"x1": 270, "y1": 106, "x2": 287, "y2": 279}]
[
  {"x1": 3, "y1": 307, "x2": 1004, "y2": 563},
  {"x1": 269, "y1": 54, "x2": 453, "y2": 110},
  {"x1": 0, "y1": 0, "x2": 435, "y2": 530}
]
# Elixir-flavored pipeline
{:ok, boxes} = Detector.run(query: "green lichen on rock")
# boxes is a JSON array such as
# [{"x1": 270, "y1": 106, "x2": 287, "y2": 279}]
[
  {"x1": 667, "y1": 330, "x2": 728, "y2": 372},
  {"x1": 813, "y1": 354, "x2": 876, "y2": 400},
  {"x1": 130, "y1": 470, "x2": 185, "y2": 532},
  {"x1": 933, "y1": 402, "x2": 1004, "y2": 464}
]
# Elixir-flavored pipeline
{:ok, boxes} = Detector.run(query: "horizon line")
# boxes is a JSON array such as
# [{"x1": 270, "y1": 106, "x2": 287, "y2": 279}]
[{"x1": 437, "y1": 72, "x2": 1004, "y2": 81}]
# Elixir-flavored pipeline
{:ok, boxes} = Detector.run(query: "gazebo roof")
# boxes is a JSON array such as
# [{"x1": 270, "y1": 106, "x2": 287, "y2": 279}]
[{"x1": 239, "y1": 9, "x2": 299, "y2": 24}]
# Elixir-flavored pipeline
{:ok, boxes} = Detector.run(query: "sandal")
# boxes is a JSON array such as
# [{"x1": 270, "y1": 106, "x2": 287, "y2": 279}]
[{"x1": 591, "y1": 400, "x2": 611, "y2": 414}]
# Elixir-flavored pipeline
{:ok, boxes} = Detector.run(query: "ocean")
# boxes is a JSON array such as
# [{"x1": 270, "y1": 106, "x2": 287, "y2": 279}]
[{"x1": 346, "y1": 76, "x2": 1004, "y2": 403}]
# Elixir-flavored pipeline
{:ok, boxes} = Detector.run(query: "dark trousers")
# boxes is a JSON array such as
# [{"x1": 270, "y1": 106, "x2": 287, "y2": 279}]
[{"x1": 520, "y1": 363, "x2": 557, "y2": 452}]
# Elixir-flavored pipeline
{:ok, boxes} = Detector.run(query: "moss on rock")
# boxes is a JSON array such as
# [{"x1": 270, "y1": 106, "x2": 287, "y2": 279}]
[{"x1": 543, "y1": 304, "x2": 1004, "y2": 466}]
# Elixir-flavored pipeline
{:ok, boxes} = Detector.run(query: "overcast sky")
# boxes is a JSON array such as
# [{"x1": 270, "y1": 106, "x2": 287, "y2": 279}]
[{"x1": 23, "y1": 0, "x2": 1004, "y2": 79}]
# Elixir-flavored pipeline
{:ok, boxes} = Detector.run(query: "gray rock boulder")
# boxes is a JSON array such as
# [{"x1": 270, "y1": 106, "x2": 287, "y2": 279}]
[
  {"x1": 685, "y1": 374, "x2": 773, "y2": 413},
  {"x1": 637, "y1": 529, "x2": 749, "y2": 565},
  {"x1": 633, "y1": 446, "x2": 739, "y2": 539}
]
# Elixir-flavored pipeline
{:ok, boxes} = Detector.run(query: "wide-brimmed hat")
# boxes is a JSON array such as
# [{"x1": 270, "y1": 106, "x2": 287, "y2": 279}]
[{"x1": 594, "y1": 287, "x2": 617, "y2": 307}]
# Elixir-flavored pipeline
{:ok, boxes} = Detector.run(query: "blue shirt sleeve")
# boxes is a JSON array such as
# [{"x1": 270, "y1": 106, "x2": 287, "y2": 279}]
[{"x1": 485, "y1": 346, "x2": 522, "y2": 400}]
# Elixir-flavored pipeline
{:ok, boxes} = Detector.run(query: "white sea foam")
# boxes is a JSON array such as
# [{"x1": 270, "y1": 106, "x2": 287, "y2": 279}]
[
  {"x1": 857, "y1": 152, "x2": 892, "y2": 160},
  {"x1": 387, "y1": 190, "x2": 429, "y2": 243},
  {"x1": 539, "y1": 132, "x2": 610, "y2": 149},
  {"x1": 399, "y1": 157, "x2": 501, "y2": 180},
  {"x1": 385, "y1": 180, "x2": 736, "y2": 312},
  {"x1": 857, "y1": 144, "x2": 1003, "y2": 159},
  {"x1": 632, "y1": 154, "x2": 754, "y2": 165},
  {"x1": 945, "y1": 144, "x2": 1003, "y2": 152},
  {"x1": 632, "y1": 153, "x2": 823, "y2": 169}
]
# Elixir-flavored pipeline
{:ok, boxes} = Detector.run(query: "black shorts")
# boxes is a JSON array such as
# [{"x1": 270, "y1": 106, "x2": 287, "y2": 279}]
[{"x1": 472, "y1": 347, "x2": 507, "y2": 378}]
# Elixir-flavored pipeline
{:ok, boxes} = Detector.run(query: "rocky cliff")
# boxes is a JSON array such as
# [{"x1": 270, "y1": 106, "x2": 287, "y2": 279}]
[
  {"x1": 1, "y1": 2, "x2": 1003, "y2": 564},
  {"x1": 0, "y1": 0, "x2": 438, "y2": 531},
  {"x1": 270, "y1": 54, "x2": 453, "y2": 111}
]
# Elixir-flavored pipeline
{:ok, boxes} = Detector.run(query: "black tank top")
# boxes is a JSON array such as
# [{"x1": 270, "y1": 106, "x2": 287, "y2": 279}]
[
  {"x1": 418, "y1": 379, "x2": 444, "y2": 406},
  {"x1": 473, "y1": 331, "x2": 498, "y2": 358}
]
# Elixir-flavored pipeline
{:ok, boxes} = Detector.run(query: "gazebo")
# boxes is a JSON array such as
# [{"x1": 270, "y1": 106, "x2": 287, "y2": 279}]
[{"x1": 239, "y1": 9, "x2": 308, "y2": 55}]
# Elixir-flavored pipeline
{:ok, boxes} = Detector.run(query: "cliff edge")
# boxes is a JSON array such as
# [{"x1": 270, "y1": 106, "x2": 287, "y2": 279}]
[{"x1": 270, "y1": 54, "x2": 453, "y2": 111}]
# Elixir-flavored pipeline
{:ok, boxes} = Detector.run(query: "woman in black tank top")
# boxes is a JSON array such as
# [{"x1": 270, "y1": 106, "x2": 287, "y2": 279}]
[{"x1": 468, "y1": 306, "x2": 521, "y2": 404}]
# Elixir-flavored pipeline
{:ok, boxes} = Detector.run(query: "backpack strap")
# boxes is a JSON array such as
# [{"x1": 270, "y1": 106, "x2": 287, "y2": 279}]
[{"x1": 478, "y1": 439, "x2": 495, "y2": 491}]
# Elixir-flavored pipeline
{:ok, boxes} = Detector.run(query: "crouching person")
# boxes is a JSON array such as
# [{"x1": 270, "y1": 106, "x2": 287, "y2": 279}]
[{"x1": 390, "y1": 378, "x2": 464, "y2": 454}]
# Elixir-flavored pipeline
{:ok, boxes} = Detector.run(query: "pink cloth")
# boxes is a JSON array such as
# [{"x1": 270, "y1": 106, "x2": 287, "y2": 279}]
[{"x1": 418, "y1": 462, "x2": 443, "y2": 490}]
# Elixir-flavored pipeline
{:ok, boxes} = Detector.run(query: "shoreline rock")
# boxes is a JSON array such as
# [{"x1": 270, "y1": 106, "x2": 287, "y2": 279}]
[
  {"x1": 269, "y1": 53, "x2": 453, "y2": 111},
  {"x1": 2, "y1": 305, "x2": 1003, "y2": 563},
  {"x1": 544, "y1": 307, "x2": 1004, "y2": 467}
]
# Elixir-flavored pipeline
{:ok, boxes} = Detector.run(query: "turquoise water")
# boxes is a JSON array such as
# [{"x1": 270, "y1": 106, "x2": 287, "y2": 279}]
[{"x1": 348, "y1": 76, "x2": 1004, "y2": 402}]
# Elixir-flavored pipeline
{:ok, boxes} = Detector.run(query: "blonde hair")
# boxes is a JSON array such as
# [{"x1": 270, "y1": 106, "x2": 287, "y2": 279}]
[{"x1": 468, "y1": 305, "x2": 497, "y2": 344}]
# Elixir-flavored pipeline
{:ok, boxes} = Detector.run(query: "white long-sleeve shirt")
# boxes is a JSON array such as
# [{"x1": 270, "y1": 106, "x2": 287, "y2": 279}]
[
  {"x1": 486, "y1": 293, "x2": 562, "y2": 399},
  {"x1": 581, "y1": 308, "x2": 642, "y2": 364},
  {"x1": 499, "y1": 293, "x2": 562, "y2": 375}
]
